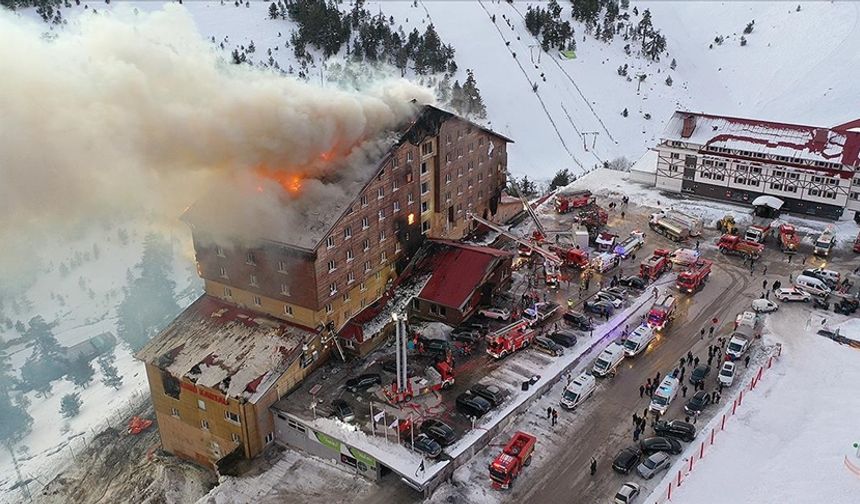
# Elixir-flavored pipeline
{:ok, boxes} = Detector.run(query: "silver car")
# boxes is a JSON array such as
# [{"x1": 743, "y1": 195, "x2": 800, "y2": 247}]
[{"x1": 636, "y1": 452, "x2": 671, "y2": 479}]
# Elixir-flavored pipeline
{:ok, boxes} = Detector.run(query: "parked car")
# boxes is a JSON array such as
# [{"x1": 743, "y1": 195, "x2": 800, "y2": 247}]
[
  {"x1": 563, "y1": 311, "x2": 593, "y2": 330},
  {"x1": 638, "y1": 436, "x2": 682, "y2": 456},
  {"x1": 331, "y1": 399, "x2": 355, "y2": 422},
  {"x1": 418, "y1": 336, "x2": 450, "y2": 355},
  {"x1": 464, "y1": 322, "x2": 489, "y2": 334},
  {"x1": 595, "y1": 291, "x2": 624, "y2": 309},
  {"x1": 584, "y1": 299, "x2": 614, "y2": 316},
  {"x1": 619, "y1": 276, "x2": 648, "y2": 290},
  {"x1": 548, "y1": 330, "x2": 578, "y2": 348},
  {"x1": 614, "y1": 482, "x2": 641, "y2": 504},
  {"x1": 451, "y1": 327, "x2": 481, "y2": 344},
  {"x1": 470, "y1": 383, "x2": 508, "y2": 408},
  {"x1": 835, "y1": 298, "x2": 859, "y2": 315},
  {"x1": 684, "y1": 390, "x2": 712, "y2": 415},
  {"x1": 455, "y1": 392, "x2": 493, "y2": 418},
  {"x1": 344, "y1": 373, "x2": 382, "y2": 393},
  {"x1": 637, "y1": 452, "x2": 671, "y2": 479},
  {"x1": 533, "y1": 336, "x2": 565, "y2": 356},
  {"x1": 612, "y1": 447, "x2": 642, "y2": 474},
  {"x1": 812, "y1": 296, "x2": 829, "y2": 310},
  {"x1": 653, "y1": 420, "x2": 696, "y2": 442},
  {"x1": 478, "y1": 307, "x2": 511, "y2": 321},
  {"x1": 775, "y1": 288, "x2": 811, "y2": 302},
  {"x1": 689, "y1": 365, "x2": 710, "y2": 386},
  {"x1": 419, "y1": 418, "x2": 456, "y2": 446},
  {"x1": 751, "y1": 298, "x2": 778, "y2": 313},
  {"x1": 718, "y1": 361, "x2": 736, "y2": 387},
  {"x1": 606, "y1": 287, "x2": 629, "y2": 299},
  {"x1": 411, "y1": 433, "x2": 442, "y2": 458}
]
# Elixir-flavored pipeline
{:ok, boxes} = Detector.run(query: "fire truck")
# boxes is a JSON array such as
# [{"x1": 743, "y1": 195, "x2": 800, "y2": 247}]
[
  {"x1": 487, "y1": 320, "x2": 537, "y2": 359},
  {"x1": 744, "y1": 220, "x2": 774, "y2": 243},
  {"x1": 547, "y1": 245, "x2": 589, "y2": 269},
  {"x1": 489, "y1": 431, "x2": 537, "y2": 490},
  {"x1": 676, "y1": 259, "x2": 712, "y2": 293},
  {"x1": 640, "y1": 249, "x2": 672, "y2": 281},
  {"x1": 614, "y1": 230, "x2": 645, "y2": 259},
  {"x1": 647, "y1": 295, "x2": 676, "y2": 331},
  {"x1": 555, "y1": 190, "x2": 594, "y2": 214},
  {"x1": 717, "y1": 234, "x2": 764, "y2": 259},
  {"x1": 777, "y1": 224, "x2": 800, "y2": 253}
]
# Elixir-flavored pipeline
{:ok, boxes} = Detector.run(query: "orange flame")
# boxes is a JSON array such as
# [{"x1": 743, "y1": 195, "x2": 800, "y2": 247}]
[{"x1": 254, "y1": 166, "x2": 302, "y2": 194}]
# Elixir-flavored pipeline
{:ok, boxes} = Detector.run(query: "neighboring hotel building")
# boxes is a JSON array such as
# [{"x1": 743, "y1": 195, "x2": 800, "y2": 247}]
[
  {"x1": 655, "y1": 111, "x2": 860, "y2": 220},
  {"x1": 137, "y1": 105, "x2": 512, "y2": 468}
]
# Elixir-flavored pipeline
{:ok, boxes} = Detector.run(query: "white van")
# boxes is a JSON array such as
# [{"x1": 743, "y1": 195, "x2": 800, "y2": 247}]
[
  {"x1": 560, "y1": 372, "x2": 597, "y2": 410},
  {"x1": 794, "y1": 274, "x2": 831, "y2": 297},
  {"x1": 725, "y1": 335, "x2": 750, "y2": 361},
  {"x1": 623, "y1": 325, "x2": 656, "y2": 357},
  {"x1": 649, "y1": 376, "x2": 680, "y2": 414},
  {"x1": 592, "y1": 342, "x2": 625, "y2": 378},
  {"x1": 802, "y1": 268, "x2": 840, "y2": 288}
]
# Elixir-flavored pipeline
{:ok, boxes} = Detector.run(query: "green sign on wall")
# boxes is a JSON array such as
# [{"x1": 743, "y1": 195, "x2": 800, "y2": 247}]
[{"x1": 314, "y1": 431, "x2": 341, "y2": 452}]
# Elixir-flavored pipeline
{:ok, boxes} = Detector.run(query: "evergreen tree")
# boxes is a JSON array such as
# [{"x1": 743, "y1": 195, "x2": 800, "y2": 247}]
[
  {"x1": 622, "y1": 108, "x2": 629, "y2": 117},
  {"x1": 461, "y1": 69, "x2": 487, "y2": 119},
  {"x1": 549, "y1": 168, "x2": 572, "y2": 190},
  {"x1": 740, "y1": 36, "x2": 747, "y2": 47},
  {"x1": 116, "y1": 234, "x2": 181, "y2": 352},
  {"x1": 743, "y1": 20, "x2": 755, "y2": 35},
  {"x1": 670, "y1": 58, "x2": 677, "y2": 70},
  {"x1": 450, "y1": 80, "x2": 465, "y2": 115},
  {"x1": 665, "y1": 75, "x2": 673, "y2": 86},
  {"x1": 65, "y1": 356, "x2": 94, "y2": 388},
  {"x1": 60, "y1": 393, "x2": 81, "y2": 418},
  {"x1": 98, "y1": 354, "x2": 123, "y2": 390},
  {"x1": 268, "y1": 2, "x2": 278, "y2": 20}
]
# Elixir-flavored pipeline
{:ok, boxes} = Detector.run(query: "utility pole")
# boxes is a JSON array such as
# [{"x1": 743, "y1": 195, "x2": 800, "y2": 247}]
[{"x1": 582, "y1": 132, "x2": 599, "y2": 151}]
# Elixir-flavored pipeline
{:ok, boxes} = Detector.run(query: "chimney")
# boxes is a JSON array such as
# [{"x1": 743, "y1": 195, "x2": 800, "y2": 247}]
[
  {"x1": 812, "y1": 128, "x2": 828, "y2": 149},
  {"x1": 681, "y1": 114, "x2": 697, "y2": 138}
]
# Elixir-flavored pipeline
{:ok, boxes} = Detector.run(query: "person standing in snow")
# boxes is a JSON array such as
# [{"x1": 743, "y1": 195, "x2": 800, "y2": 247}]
[
  {"x1": 590, "y1": 457, "x2": 597, "y2": 476},
  {"x1": 682, "y1": 385, "x2": 688, "y2": 398},
  {"x1": 744, "y1": 355, "x2": 751, "y2": 368},
  {"x1": 639, "y1": 385, "x2": 645, "y2": 398}
]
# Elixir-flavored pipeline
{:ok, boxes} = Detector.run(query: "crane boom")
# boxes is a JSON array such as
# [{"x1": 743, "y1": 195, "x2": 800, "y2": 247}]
[
  {"x1": 508, "y1": 174, "x2": 547, "y2": 238},
  {"x1": 466, "y1": 213, "x2": 563, "y2": 265}
]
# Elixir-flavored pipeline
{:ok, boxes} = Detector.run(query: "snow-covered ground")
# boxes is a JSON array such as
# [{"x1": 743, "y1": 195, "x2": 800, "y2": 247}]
[{"x1": 647, "y1": 308, "x2": 860, "y2": 504}]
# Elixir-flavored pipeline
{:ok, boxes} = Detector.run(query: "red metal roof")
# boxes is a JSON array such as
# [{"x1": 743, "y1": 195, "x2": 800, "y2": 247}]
[{"x1": 417, "y1": 241, "x2": 511, "y2": 310}]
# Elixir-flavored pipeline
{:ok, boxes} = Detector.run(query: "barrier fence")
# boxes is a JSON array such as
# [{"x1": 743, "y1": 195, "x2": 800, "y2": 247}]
[{"x1": 653, "y1": 343, "x2": 782, "y2": 503}]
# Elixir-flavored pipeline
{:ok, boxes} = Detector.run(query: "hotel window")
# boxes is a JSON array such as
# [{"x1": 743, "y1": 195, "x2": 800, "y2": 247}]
[
  {"x1": 809, "y1": 189, "x2": 820, "y2": 196},
  {"x1": 785, "y1": 185, "x2": 797, "y2": 193},
  {"x1": 198, "y1": 399, "x2": 206, "y2": 410},
  {"x1": 325, "y1": 303, "x2": 333, "y2": 314},
  {"x1": 326, "y1": 236, "x2": 335, "y2": 249},
  {"x1": 393, "y1": 179, "x2": 400, "y2": 191},
  {"x1": 457, "y1": 129, "x2": 463, "y2": 139},
  {"x1": 278, "y1": 260, "x2": 288, "y2": 273},
  {"x1": 346, "y1": 249, "x2": 354, "y2": 262},
  {"x1": 393, "y1": 156, "x2": 399, "y2": 167},
  {"x1": 246, "y1": 251, "x2": 256, "y2": 265},
  {"x1": 380, "y1": 251, "x2": 387, "y2": 263},
  {"x1": 171, "y1": 408, "x2": 179, "y2": 417},
  {"x1": 457, "y1": 184, "x2": 463, "y2": 195},
  {"x1": 362, "y1": 217, "x2": 369, "y2": 229},
  {"x1": 457, "y1": 167, "x2": 463, "y2": 177},
  {"x1": 280, "y1": 283, "x2": 290, "y2": 296},
  {"x1": 364, "y1": 261, "x2": 371, "y2": 272},
  {"x1": 361, "y1": 195, "x2": 368, "y2": 207},
  {"x1": 360, "y1": 282, "x2": 367, "y2": 292},
  {"x1": 395, "y1": 242, "x2": 402, "y2": 253},
  {"x1": 445, "y1": 191, "x2": 451, "y2": 202},
  {"x1": 422, "y1": 141, "x2": 433, "y2": 156},
  {"x1": 249, "y1": 274, "x2": 258, "y2": 287},
  {"x1": 219, "y1": 266, "x2": 228, "y2": 278},
  {"x1": 378, "y1": 209, "x2": 385, "y2": 220},
  {"x1": 201, "y1": 420, "x2": 209, "y2": 430},
  {"x1": 377, "y1": 168, "x2": 385, "y2": 181},
  {"x1": 446, "y1": 173, "x2": 452, "y2": 184},
  {"x1": 468, "y1": 178, "x2": 473, "y2": 189},
  {"x1": 329, "y1": 283, "x2": 338, "y2": 296},
  {"x1": 421, "y1": 201, "x2": 429, "y2": 213},
  {"x1": 377, "y1": 187, "x2": 385, "y2": 199},
  {"x1": 380, "y1": 229, "x2": 387, "y2": 241},
  {"x1": 406, "y1": 171, "x2": 413, "y2": 183},
  {"x1": 224, "y1": 287, "x2": 233, "y2": 298},
  {"x1": 421, "y1": 221, "x2": 431, "y2": 234},
  {"x1": 342, "y1": 292, "x2": 351, "y2": 303},
  {"x1": 231, "y1": 433, "x2": 241, "y2": 443},
  {"x1": 216, "y1": 246, "x2": 225, "y2": 257},
  {"x1": 347, "y1": 271, "x2": 355, "y2": 283},
  {"x1": 393, "y1": 201, "x2": 400, "y2": 212},
  {"x1": 343, "y1": 226, "x2": 352, "y2": 239},
  {"x1": 446, "y1": 134, "x2": 451, "y2": 144},
  {"x1": 406, "y1": 152, "x2": 414, "y2": 163},
  {"x1": 284, "y1": 304, "x2": 293, "y2": 316},
  {"x1": 253, "y1": 295, "x2": 261, "y2": 306},
  {"x1": 421, "y1": 181, "x2": 429, "y2": 195},
  {"x1": 362, "y1": 239, "x2": 370, "y2": 251},
  {"x1": 421, "y1": 162, "x2": 428, "y2": 175},
  {"x1": 225, "y1": 411, "x2": 240, "y2": 424},
  {"x1": 445, "y1": 153, "x2": 451, "y2": 163},
  {"x1": 468, "y1": 161, "x2": 474, "y2": 171},
  {"x1": 328, "y1": 260, "x2": 336, "y2": 272},
  {"x1": 407, "y1": 192, "x2": 415, "y2": 204}
]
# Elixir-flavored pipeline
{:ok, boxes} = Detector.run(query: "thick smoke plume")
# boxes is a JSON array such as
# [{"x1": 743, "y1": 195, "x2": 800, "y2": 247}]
[{"x1": 0, "y1": 5, "x2": 434, "y2": 279}]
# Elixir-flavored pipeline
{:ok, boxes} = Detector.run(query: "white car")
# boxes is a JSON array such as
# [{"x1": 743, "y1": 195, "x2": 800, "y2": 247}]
[
  {"x1": 751, "y1": 298, "x2": 778, "y2": 313},
  {"x1": 775, "y1": 288, "x2": 811, "y2": 302},
  {"x1": 478, "y1": 307, "x2": 511, "y2": 321},
  {"x1": 718, "y1": 361, "x2": 736, "y2": 387},
  {"x1": 614, "y1": 482, "x2": 641, "y2": 504},
  {"x1": 595, "y1": 291, "x2": 624, "y2": 309}
]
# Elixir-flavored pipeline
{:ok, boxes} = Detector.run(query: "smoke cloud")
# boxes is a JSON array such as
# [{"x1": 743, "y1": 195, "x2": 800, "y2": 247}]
[{"x1": 0, "y1": 5, "x2": 435, "y2": 275}]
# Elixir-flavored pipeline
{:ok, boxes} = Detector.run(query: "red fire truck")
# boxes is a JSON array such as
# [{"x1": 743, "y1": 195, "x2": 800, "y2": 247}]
[
  {"x1": 676, "y1": 259, "x2": 712, "y2": 293},
  {"x1": 717, "y1": 234, "x2": 764, "y2": 259},
  {"x1": 547, "y1": 245, "x2": 589, "y2": 269},
  {"x1": 383, "y1": 358, "x2": 455, "y2": 403},
  {"x1": 639, "y1": 249, "x2": 672, "y2": 281},
  {"x1": 489, "y1": 431, "x2": 537, "y2": 490},
  {"x1": 486, "y1": 320, "x2": 537, "y2": 359},
  {"x1": 647, "y1": 295, "x2": 676, "y2": 331},
  {"x1": 555, "y1": 190, "x2": 593, "y2": 214},
  {"x1": 777, "y1": 224, "x2": 800, "y2": 253}
]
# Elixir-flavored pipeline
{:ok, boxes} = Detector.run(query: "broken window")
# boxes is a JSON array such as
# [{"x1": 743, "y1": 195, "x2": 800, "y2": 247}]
[{"x1": 161, "y1": 371, "x2": 181, "y2": 399}]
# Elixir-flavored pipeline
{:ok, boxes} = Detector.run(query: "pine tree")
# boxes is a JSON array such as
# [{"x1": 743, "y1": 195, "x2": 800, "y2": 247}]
[
  {"x1": 65, "y1": 356, "x2": 94, "y2": 388},
  {"x1": 60, "y1": 393, "x2": 81, "y2": 418},
  {"x1": 622, "y1": 108, "x2": 629, "y2": 117},
  {"x1": 743, "y1": 20, "x2": 755, "y2": 35},
  {"x1": 268, "y1": 2, "x2": 278, "y2": 20},
  {"x1": 740, "y1": 36, "x2": 747, "y2": 47},
  {"x1": 98, "y1": 355, "x2": 123, "y2": 390},
  {"x1": 549, "y1": 169, "x2": 572, "y2": 190},
  {"x1": 670, "y1": 58, "x2": 677, "y2": 70},
  {"x1": 665, "y1": 75, "x2": 673, "y2": 86},
  {"x1": 450, "y1": 80, "x2": 465, "y2": 115},
  {"x1": 461, "y1": 69, "x2": 487, "y2": 119}
]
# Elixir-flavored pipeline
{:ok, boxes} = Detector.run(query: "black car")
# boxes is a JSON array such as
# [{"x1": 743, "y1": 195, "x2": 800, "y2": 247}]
[
  {"x1": 639, "y1": 436, "x2": 682, "y2": 455},
  {"x1": 812, "y1": 296, "x2": 830, "y2": 311},
  {"x1": 584, "y1": 300, "x2": 614, "y2": 316},
  {"x1": 835, "y1": 298, "x2": 859, "y2": 315},
  {"x1": 470, "y1": 383, "x2": 507, "y2": 408},
  {"x1": 684, "y1": 390, "x2": 711, "y2": 415},
  {"x1": 455, "y1": 392, "x2": 493, "y2": 418},
  {"x1": 464, "y1": 322, "x2": 489, "y2": 334},
  {"x1": 689, "y1": 365, "x2": 711, "y2": 385},
  {"x1": 331, "y1": 399, "x2": 355, "y2": 422},
  {"x1": 418, "y1": 336, "x2": 450, "y2": 355},
  {"x1": 619, "y1": 276, "x2": 648, "y2": 290},
  {"x1": 534, "y1": 336, "x2": 564, "y2": 357},
  {"x1": 380, "y1": 360, "x2": 416, "y2": 375},
  {"x1": 412, "y1": 434, "x2": 442, "y2": 458},
  {"x1": 420, "y1": 418, "x2": 457, "y2": 446},
  {"x1": 653, "y1": 420, "x2": 696, "y2": 442},
  {"x1": 612, "y1": 447, "x2": 642, "y2": 474},
  {"x1": 344, "y1": 373, "x2": 382, "y2": 393},
  {"x1": 548, "y1": 330, "x2": 578, "y2": 348},
  {"x1": 563, "y1": 311, "x2": 593, "y2": 330}
]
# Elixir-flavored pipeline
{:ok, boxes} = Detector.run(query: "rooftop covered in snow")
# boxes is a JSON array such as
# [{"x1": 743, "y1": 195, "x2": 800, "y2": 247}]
[
  {"x1": 136, "y1": 295, "x2": 317, "y2": 402},
  {"x1": 662, "y1": 111, "x2": 860, "y2": 170}
]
